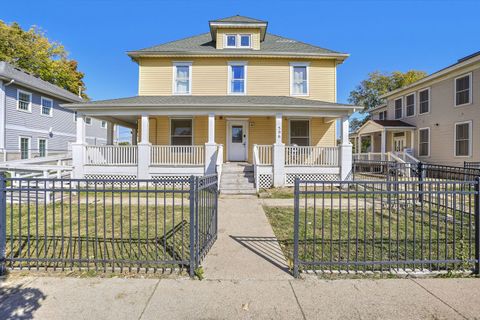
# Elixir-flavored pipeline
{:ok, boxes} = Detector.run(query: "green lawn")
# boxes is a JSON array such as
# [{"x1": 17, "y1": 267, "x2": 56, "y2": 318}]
[
  {"x1": 6, "y1": 201, "x2": 192, "y2": 271},
  {"x1": 264, "y1": 204, "x2": 475, "y2": 273}
]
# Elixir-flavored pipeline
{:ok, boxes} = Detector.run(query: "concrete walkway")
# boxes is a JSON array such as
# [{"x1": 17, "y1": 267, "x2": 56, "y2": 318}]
[
  {"x1": 202, "y1": 196, "x2": 291, "y2": 280},
  {"x1": 1, "y1": 275, "x2": 480, "y2": 319}
]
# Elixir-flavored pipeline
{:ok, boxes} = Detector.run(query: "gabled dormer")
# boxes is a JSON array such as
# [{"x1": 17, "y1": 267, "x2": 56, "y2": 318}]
[{"x1": 209, "y1": 15, "x2": 267, "y2": 50}]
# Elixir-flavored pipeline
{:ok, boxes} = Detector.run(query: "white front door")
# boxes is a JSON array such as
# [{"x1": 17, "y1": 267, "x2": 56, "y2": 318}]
[
  {"x1": 227, "y1": 120, "x2": 248, "y2": 161},
  {"x1": 393, "y1": 136, "x2": 406, "y2": 152}
]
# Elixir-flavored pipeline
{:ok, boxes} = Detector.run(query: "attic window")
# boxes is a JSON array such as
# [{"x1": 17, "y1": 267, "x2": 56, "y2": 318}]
[{"x1": 225, "y1": 34, "x2": 251, "y2": 48}]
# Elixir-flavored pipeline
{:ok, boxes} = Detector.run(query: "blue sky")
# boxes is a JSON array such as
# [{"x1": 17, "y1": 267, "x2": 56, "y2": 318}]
[{"x1": 3, "y1": 0, "x2": 480, "y2": 139}]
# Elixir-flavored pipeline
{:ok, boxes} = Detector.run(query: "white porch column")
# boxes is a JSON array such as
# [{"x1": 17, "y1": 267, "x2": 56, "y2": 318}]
[
  {"x1": 381, "y1": 129, "x2": 386, "y2": 160},
  {"x1": 205, "y1": 113, "x2": 217, "y2": 174},
  {"x1": 72, "y1": 113, "x2": 87, "y2": 178},
  {"x1": 273, "y1": 113, "x2": 285, "y2": 187},
  {"x1": 106, "y1": 122, "x2": 115, "y2": 145},
  {"x1": 339, "y1": 116, "x2": 353, "y2": 180},
  {"x1": 137, "y1": 115, "x2": 151, "y2": 179}
]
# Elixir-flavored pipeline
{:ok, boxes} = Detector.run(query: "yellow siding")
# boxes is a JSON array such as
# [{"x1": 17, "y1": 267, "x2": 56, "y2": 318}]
[
  {"x1": 140, "y1": 116, "x2": 334, "y2": 163},
  {"x1": 138, "y1": 57, "x2": 336, "y2": 102},
  {"x1": 216, "y1": 28, "x2": 261, "y2": 50}
]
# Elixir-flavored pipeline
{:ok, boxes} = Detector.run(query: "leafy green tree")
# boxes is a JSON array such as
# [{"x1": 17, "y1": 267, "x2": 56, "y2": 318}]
[
  {"x1": 0, "y1": 21, "x2": 87, "y2": 98},
  {"x1": 348, "y1": 70, "x2": 427, "y2": 131}
]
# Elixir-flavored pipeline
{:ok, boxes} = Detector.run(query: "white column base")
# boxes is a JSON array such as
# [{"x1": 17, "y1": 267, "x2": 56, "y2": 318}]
[
  {"x1": 71, "y1": 143, "x2": 86, "y2": 179},
  {"x1": 273, "y1": 143, "x2": 285, "y2": 187},
  {"x1": 137, "y1": 143, "x2": 151, "y2": 179},
  {"x1": 339, "y1": 143, "x2": 353, "y2": 181},
  {"x1": 204, "y1": 143, "x2": 217, "y2": 175}
]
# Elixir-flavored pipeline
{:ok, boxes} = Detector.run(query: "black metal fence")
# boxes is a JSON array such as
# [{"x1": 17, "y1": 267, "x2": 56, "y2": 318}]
[
  {"x1": 0, "y1": 174, "x2": 218, "y2": 277},
  {"x1": 293, "y1": 178, "x2": 480, "y2": 277}
]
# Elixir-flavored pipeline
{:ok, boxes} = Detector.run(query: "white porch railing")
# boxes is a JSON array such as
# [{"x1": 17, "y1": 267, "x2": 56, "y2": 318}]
[
  {"x1": 285, "y1": 146, "x2": 338, "y2": 166},
  {"x1": 256, "y1": 145, "x2": 273, "y2": 165},
  {"x1": 353, "y1": 152, "x2": 392, "y2": 161},
  {"x1": 86, "y1": 145, "x2": 138, "y2": 165},
  {"x1": 151, "y1": 145, "x2": 204, "y2": 166}
]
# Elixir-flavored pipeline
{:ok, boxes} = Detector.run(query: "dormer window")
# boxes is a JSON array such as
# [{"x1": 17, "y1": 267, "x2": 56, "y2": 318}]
[{"x1": 225, "y1": 34, "x2": 251, "y2": 48}]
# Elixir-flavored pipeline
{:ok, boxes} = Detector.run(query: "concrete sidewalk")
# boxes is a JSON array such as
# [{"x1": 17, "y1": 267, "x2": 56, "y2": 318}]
[{"x1": 1, "y1": 275, "x2": 479, "y2": 319}]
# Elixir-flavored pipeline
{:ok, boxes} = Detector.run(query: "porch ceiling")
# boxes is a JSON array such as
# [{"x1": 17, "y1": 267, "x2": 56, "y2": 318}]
[{"x1": 62, "y1": 95, "x2": 361, "y2": 119}]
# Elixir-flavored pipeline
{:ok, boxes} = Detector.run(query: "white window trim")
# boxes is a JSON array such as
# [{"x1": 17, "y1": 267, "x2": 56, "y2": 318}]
[
  {"x1": 224, "y1": 34, "x2": 251, "y2": 48},
  {"x1": 454, "y1": 72, "x2": 473, "y2": 107},
  {"x1": 394, "y1": 97, "x2": 403, "y2": 119},
  {"x1": 172, "y1": 61, "x2": 193, "y2": 95},
  {"x1": 17, "y1": 89, "x2": 32, "y2": 113},
  {"x1": 417, "y1": 127, "x2": 430, "y2": 157},
  {"x1": 38, "y1": 138, "x2": 48, "y2": 157},
  {"x1": 288, "y1": 118, "x2": 311, "y2": 146},
  {"x1": 227, "y1": 61, "x2": 247, "y2": 95},
  {"x1": 19, "y1": 136, "x2": 31, "y2": 159},
  {"x1": 405, "y1": 93, "x2": 416, "y2": 117},
  {"x1": 290, "y1": 62, "x2": 310, "y2": 97},
  {"x1": 40, "y1": 96, "x2": 53, "y2": 117},
  {"x1": 85, "y1": 117, "x2": 92, "y2": 126},
  {"x1": 418, "y1": 87, "x2": 431, "y2": 115},
  {"x1": 169, "y1": 117, "x2": 194, "y2": 146},
  {"x1": 454, "y1": 120, "x2": 472, "y2": 157},
  {"x1": 101, "y1": 121, "x2": 107, "y2": 129}
]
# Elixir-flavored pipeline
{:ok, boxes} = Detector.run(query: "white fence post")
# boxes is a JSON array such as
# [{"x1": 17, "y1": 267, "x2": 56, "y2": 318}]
[{"x1": 273, "y1": 114, "x2": 285, "y2": 187}]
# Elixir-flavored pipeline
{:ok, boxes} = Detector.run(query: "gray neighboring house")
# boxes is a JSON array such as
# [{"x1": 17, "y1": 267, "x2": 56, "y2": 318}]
[{"x1": 0, "y1": 61, "x2": 108, "y2": 161}]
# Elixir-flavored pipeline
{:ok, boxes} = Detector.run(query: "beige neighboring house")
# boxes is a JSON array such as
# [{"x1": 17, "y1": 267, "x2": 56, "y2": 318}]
[
  {"x1": 351, "y1": 51, "x2": 480, "y2": 166},
  {"x1": 66, "y1": 15, "x2": 360, "y2": 191}
]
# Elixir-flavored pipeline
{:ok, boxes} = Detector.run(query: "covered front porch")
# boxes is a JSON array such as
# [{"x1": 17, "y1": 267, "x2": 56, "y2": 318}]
[
  {"x1": 67, "y1": 96, "x2": 358, "y2": 188},
  {"x1": 351, "y1": 120, "x2": 417, "y2": 162}
]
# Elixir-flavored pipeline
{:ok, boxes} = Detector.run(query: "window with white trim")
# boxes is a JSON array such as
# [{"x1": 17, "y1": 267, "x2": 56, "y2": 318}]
[
  {"x1": 379, "y1": 110, "x2": 387, "y2": 120},
  {"x1": 394, "y1": 98, "x2": 403, "y2": 119},
  {"x1": 17, "y1": 90, "x2": 31, "y2": 112},
  {"x1": 41, "y1": 97, "x2": 53, "y2": 116},
  {"x1": 228, "y1": 63, "x2": 246, "y2": 94},
  {"x1": 173, "y1": 62, "x2": 192, "y2": 94},
  {"x1": 85, "y1": 117, "x2": 92, "y2": 125},
  {"x1": 225, "y1": 34, "x2": 251, "y2": 48},
  {"x1": 290, "y1": 120, "x2": 310, "y2": 146},
  {"x1": 405, "y1": 93, "x2": 415, "y2": 117},
  {"x1": 455, "y1": 122, "x2": 471, "y2": 156},
  {"x1": 38, "y1": 139, "x2": 47, "y2": 157},
  {"x1": 419, "y1": 88, "x2": 430, "y2": 114},
  {"x1": 291, "y1": 63, "x2": 308, "y2": 96},
  {"x1": 20, "y1": 137, "x2": 30, "y2": 160},
  {"x1": 418, "y1": 128, "x2": 430, "y2": 157},
  {"x1": 101, "y1": 121, "x2": 107, "y2": 128},
  {"x1": 455, "y1": 74, "x2": 472, "y2": 106},
  {"x1": 171, "y1": 119, "x2": 193, "y2": 145}
]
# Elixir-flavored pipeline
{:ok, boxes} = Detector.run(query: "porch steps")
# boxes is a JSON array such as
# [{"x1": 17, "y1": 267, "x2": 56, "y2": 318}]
[{"x1": 220, "y1": 163, "x2": 256, "y2": 195}]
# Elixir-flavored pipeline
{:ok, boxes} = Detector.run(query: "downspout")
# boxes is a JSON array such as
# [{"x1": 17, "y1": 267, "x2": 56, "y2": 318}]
[{"x1": 1, "y1": 79, "x2": 14, "y2": 162}]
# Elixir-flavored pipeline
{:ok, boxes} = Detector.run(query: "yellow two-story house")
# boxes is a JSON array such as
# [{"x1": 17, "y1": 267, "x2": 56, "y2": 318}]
[{"x1": 67, "y1": 15, "x2": 358, "y2": 191}]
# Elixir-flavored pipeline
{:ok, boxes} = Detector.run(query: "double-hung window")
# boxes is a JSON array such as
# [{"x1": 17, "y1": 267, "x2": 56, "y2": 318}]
[
  {"x1": 173, "y1": 62, "x2": 192, "y2": 95},
  {"x1": 228, "y1": 62, "x2": 246, "y2": 95},
  {"x1": 394, "y1": 98, "x2": 403, "y2": 119},
  {"x1": 419, "y1": 88, "x2": 430, "y2": 114},
  {"x1": 418, "y1": 128, "x2": 430, "y2": 157},
  {"x1": 290, "y1": 63, "x2": 309, "y2": 96},
  {"x1": 290, "y1": 120, "x2": 310, "y2": 146},
  {"x1": 455, "y1": 121, "x2": 472, "y2": 157},
  {"x1": 17, "y1": 90, "x2": 32, "y2": 112},
  {"x1": 171, "y1": 119, "x2": 193, "y2": 145},
  {"x1": 405, "y1": 93, "x2": 415, "y2": 117},
  {"x1": 41, "y1": 97, "x2": 53, "y2": 116},
  {"x1": 20, "y1": 137, "x2": 30, "y2": 160},
  {"x1": 379, "y1": 110, "x2": 387, "y2": 120},
  {"x1": 455, "y1": 73, "x2": 472, "y2": 106},
  {"x1": 38, "y1": 139, "x2": 47, "y2": 157}
]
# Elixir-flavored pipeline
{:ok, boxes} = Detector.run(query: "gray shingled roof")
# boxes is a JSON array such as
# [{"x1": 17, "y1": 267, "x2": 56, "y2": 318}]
[
  {"x1": 128, "y1": 33, "x2": 346, "y2": 57},
  {"x1": 210, "y1": 15, "x2": 267, "y2": 23},
  {"x1": 66, "y1": 95, "x2": 355, "y2": 109},
  {"x1": 0, "y1": 61, "x2": 82, "y2": 102}
]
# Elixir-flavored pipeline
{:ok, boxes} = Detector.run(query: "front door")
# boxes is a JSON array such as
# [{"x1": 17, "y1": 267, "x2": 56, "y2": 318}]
[
  {"x1": 393, "y1": 136, "x2": 406, "y2": 152},
  {"x1": 227, "y1": 121, "x2": 248, "y2": 161}
]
